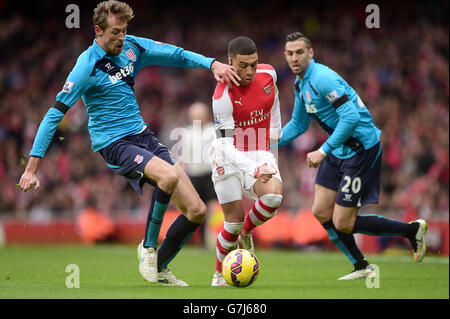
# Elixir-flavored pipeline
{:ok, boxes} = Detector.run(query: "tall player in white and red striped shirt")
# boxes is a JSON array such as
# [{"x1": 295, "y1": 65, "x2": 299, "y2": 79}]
[{"x1": 210, "y1": 37, "x2": 283, "y2": 286}]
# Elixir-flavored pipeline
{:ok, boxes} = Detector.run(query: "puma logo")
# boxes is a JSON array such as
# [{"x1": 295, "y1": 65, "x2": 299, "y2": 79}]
[{"x1": 235, "y1": 97, "x2": 243, "y2": 106}]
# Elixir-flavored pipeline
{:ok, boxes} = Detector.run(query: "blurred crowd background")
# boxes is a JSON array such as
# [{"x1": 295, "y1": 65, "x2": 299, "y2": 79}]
[{"x1": 0, "y1": 0, "x2": 448, "y2": 223}]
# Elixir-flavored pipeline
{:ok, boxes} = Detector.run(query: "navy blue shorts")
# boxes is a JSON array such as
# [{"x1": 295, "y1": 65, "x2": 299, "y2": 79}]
[
  {"x1": 316, "y1": 142, "x2": 382, "y2": 207},
  {"x1": 99, "y1": 127, "x2": 175, "y2": 195}
]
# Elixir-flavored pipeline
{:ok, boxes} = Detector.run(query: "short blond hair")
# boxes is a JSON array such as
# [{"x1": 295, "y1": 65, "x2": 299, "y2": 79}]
[{"x1": 93, "y1": 0, "x2": 134, "y2": 30}]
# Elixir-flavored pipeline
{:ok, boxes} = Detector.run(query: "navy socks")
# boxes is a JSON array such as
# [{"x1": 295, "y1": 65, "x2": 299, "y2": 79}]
[
  {"x1": 157, "y1": 214, "x2": 200, "y2": 271},
  {"x1": 322, "y1": 214, "x2": 416, "y2": 270},
  {"x1": 353, "y1": 214, "x2": 415, "y2": 237}
]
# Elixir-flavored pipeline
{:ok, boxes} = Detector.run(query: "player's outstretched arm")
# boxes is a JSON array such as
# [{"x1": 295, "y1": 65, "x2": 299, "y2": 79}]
[
  {"x1": 18, "y1": 156, "x2": 41, "y2": 192},
  {"x1": 20, "y1": 105, "x2": 69, "y2": 192},
  {"x1": 127, "y1": 36, "x2": 241, "y2": 87},
  {"x1": 19, "y1": 51, "x2": 90, "y2": 192}
]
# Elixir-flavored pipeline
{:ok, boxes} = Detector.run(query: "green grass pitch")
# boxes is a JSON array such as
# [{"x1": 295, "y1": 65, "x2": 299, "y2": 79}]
[{"x1": 0, "y1": 244, "x2": 448, "y2": 299}]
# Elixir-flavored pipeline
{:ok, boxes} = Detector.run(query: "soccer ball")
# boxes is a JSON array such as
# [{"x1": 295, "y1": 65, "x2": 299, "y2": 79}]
[{"x1": 222, "y1": 249, "x2": 260, "y2": 287}]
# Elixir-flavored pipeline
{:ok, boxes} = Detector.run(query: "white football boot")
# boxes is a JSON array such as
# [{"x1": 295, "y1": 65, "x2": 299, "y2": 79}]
[
  {"x1": 211, "y1": 271, "x2": 229, "y2": 287},
  {"x1": 238, "y1": 232, "x2": 254, "y2": 253},
  {"x1": 137, "y1": 240, "x2": 158, "y2": 283},
  {"x1": 408, "y1": 219, "x2": 428, "y2": 262},
  {"x1": 337, "y1": 266, "x2": 375, "y2": 280},
  {"x1": 158, "y1": 268, "x2": 188, "y2": 286}
]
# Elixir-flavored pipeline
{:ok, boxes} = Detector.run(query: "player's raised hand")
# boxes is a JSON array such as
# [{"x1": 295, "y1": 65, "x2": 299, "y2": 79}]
[
  {"x1": 210, "y1": 61, "x2": 241, "y2": 87},
  {"x1": 254, "y1": 163, "x2": 277, "y2": 183}
]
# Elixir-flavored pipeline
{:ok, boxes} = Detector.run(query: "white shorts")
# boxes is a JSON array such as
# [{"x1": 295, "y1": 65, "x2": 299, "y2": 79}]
[{"x1": 211, "y1": 150, "x2": 282, "y2": 204}]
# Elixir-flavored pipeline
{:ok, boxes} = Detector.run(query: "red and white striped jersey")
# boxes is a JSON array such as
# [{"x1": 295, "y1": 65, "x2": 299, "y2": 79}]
[{"x1": 212, "y1": 64, "x2": 282, "y2": 152}]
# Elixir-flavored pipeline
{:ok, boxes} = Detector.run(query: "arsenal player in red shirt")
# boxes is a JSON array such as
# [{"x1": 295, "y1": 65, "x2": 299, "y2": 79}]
[{"x1": 210, "y1": 36, "x2": 283, "y2": 286}]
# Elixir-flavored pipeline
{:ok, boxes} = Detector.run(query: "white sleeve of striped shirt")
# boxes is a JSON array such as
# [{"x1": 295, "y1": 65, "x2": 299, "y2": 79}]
[{"x1": 270, "y1": 83, "x2": 282, "y2": 140}]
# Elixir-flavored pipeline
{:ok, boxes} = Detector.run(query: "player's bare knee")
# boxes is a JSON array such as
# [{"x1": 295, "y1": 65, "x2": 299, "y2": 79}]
[
  {"x1": 273, "y1": 184, "x2": 283, "y2": 195},
  {"x1": 335, "y1": 225, "x2": 353, "y2": 234},
  {"x1": 256, "y1": 179, "x2": 283, "y2": 196},
  {"x1": 158, "y1": 171, "x2": 178, "y2": 194},
  {"x1": 312, "y1": 209, "x2": 326, "y2": 223},
  {"x1": 312, "y1": 205, "x2": 332, "y2": 223},
  {"x1": 311, "y1": 206, "x2": 320, "y2": 219},
  {"x1": 268, "y1": 181, "x2": 283, "y2": 195},
  {"x1": 333, "y1": 218, "x2": 353, "y2": 234},
  {"x1": 186, "y1": 200, "x2": 207, "y2": 224}
]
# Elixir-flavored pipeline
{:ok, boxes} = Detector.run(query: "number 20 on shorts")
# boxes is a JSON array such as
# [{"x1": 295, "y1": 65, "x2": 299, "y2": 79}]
[{"x1": 341, "y1": 176, "x2": 361, "y2": 194}]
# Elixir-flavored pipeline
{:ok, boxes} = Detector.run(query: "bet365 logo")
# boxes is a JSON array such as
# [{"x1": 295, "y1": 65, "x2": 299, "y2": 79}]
[{"x1": 109, "y1": 62, "x2": 134, "y2": 84}]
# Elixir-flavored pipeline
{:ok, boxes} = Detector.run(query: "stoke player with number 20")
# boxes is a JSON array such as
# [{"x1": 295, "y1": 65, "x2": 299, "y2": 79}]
[{"x1": 279, "y1": 32, "x2": 428, "y2": 280}]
